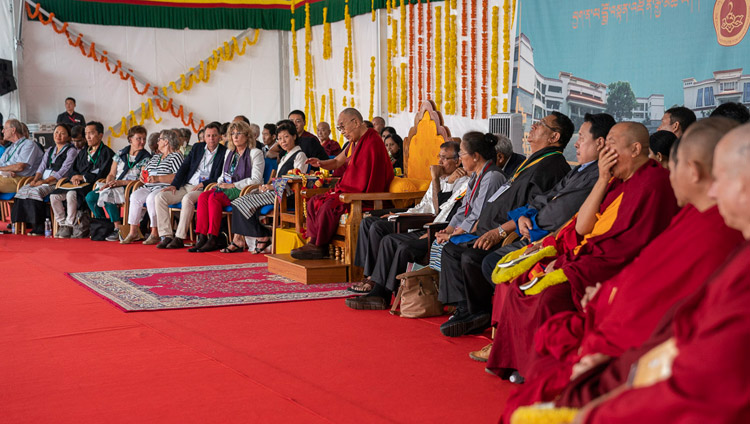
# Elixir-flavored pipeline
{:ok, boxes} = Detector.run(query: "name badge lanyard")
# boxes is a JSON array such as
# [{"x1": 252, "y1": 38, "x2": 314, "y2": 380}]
[
  {"x1": 465, "y1": 161, "x2": 493, "y2": 216},
  {"x1": 509, "y1": 151, "x2": 563, "y2": 183},
  {"x1": 5, "y1": 138, "x2": 27, "y2": 162},
  {"x1": 88, "y1": 145, "x2": 103, "y2": 167}
]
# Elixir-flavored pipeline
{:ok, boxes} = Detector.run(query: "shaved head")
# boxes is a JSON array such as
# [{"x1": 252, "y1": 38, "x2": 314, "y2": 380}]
[
  {"x1": 676, "y1": 117, "x2": 739, "y2": 175},
  {"x1": 618, "y1": 122, "x2": 650, "y2": 154},
  {"x1": 710, "y1": 123, "x2": 750, "y2": 238},
  {"x1": 341, "y1": 107, "x2": 363, "y2": 122},
  {"x1": 604, "y1": 122, "x2": 650, "y2": 180}
]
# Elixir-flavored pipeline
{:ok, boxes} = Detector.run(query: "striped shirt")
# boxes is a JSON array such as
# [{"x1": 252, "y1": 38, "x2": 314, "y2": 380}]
[{"x1": 144, "y1": 151, "x2": 184, "y2": 190}]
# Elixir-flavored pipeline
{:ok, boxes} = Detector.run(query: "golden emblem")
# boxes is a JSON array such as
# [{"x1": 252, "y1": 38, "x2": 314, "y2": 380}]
[{"x1": 714, "y1": 0, "x2": 750, "y2": 46}]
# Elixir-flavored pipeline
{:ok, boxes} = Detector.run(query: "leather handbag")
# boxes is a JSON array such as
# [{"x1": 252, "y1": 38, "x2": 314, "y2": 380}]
[{"x1": 391, "y1": 267, "x2": 444, "y2": 318}]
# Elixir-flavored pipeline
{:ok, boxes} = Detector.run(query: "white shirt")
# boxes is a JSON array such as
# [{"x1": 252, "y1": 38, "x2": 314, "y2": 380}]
[
  {"x1": 405, "y1": 175, "x2": 470, "y2": 215},
  {"x1": 221, "y1": 148, "x2": 265, "y2": 189},
  {"x1": 276, "y1": 145, "x2": 309, "y2": 174},
  {"x1": 188, "y1": 146, "x2": 220, "y2": 186}
]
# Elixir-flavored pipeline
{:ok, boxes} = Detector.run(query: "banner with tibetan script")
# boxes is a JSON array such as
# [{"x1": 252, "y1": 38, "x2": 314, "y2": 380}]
[{"x1": 511, "y1": 0, "x2": 750, "y2": 157}]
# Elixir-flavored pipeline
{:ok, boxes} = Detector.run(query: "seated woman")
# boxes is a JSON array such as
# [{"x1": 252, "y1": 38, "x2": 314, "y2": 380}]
[
  {"x1": 648, "y1": 130, "x2": 677, "y2": 168},
  {"x1": 121, "y1": 129, "x2": 184, "y2": 244},
  {"x1": 384, "y1": 133, "x2": 404, "y2": 173},
  {"x1": 11, "y1": 123, "x2": 78, "y2": 235},
  {"x1": 85, "y1": 125, "x2": 151, "y2": 242},
  {"x1": 224, "y1": 120, "x2": 309, "y2": 253},
  {"x1": 189, "y1": 120, "x2": 265, "y2": 253}
]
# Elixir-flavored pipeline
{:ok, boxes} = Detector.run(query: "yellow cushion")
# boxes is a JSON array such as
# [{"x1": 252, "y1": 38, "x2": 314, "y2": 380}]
[
  {"x1": 389, "y1": 177, "x2": 431, "y2": 193},
  {"x1": 274, "y1": 228, "x2": 306, "y2": 254}
]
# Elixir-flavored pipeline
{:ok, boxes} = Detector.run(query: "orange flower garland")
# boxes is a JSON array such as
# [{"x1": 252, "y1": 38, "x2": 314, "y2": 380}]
[
  {"x1": 460, "y1": 0, "x2": 468, "y2": 116},
  {"x1": 417, "y1": 0, "x2": 423, "y2": 107},
  {"x1": 481, "y1": 0, "x2": 489, "y2": 119},
  {"x1": 503, "y1": 0, "x2": 511, "y2": 112},
  {"x1": 490, "y1": 5, "x2": 500, "y2": 115},
  {"x1": 470, "y1": 0, "x2": 477, "y2": 118},
  {"x1": 435, "y1": 6, "x2": 443, "y2": 109}
]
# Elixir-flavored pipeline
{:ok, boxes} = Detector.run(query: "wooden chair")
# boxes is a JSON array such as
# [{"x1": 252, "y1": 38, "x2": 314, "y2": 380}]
[
  {"x1": 296, "y1": 100, "x2": 454, "y2": 281},
  {"x1": 0, "y1": 176, "x2": 33, "y2": 233}
]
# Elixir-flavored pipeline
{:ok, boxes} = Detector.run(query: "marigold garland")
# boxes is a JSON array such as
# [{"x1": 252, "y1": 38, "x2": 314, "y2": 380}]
[
  {"x1": 343, "y1": 47, "x2": 350, "y2": 91},
  {"x1": 461, "y1": 39, "x2": 468, "y2": 116},
  {"x1": 108, "y1": 98, "x2": 163, "y2": 139},
  {"x1": 329, "y1": 88, "x2": 338, "y2": 141},
  {"x1": 503, "y1": 0, "x2": 511, "y2": 111},
  {"x1": 449, "y1": 14, "x2": 458, "y2": 115},
  {"x1": 426, "y1": 0, "x2": 432, "y2": 100},
  {"x1": 369, "y1": 56, "x2": 376, "y2": 120},
  {"x1": 291, "y1": 18, "x2": 300, "y2": 77},
  {"x1": 417, "y1": 0, "x2": 424, "y2": 108},
  {"x1": 392, "y1": 67, "x2": 399, "y2": 114},
  {"x1": 490, "y1": 5, "x2": 500, "y2": 115},
  {"x1": 386, "y1": 39, "x2": 394, "y2": 114},
  {"x1": 322, "y1": 7, "x2": 332, "y2": 60},
  {"x1": 408, "y1": 1, "x2": 415, "y2": 113},
  {"x1": 304, "y1": 3, "x2": 315, "y2": 130},
  {"x1": 400, "y1": 63, "x2": 408, "y2": 111},
  {"x1": 480, "y1": 0, "x2": 489, "y2": 119},
  {"x1": 400, "y1": 0, "x2": 407, "y2": 56},
  {"x1": 470, "y1": 0, "x2": 477, "y2": 118},
  {"x1": 372, "y1": 0, "x2": 376, "y2": 21},
  {"x1": 435, "y1": 6, "x2": 443, "y2": 109}
]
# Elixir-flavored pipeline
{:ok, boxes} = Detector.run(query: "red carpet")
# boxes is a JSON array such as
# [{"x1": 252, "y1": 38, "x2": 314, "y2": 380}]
[
  {"x1": 68, "y1": 263, "x2": 354, "y2": 311},
  {"x1": 0, "y1": 234, "x2": 513, "y2": 423}
]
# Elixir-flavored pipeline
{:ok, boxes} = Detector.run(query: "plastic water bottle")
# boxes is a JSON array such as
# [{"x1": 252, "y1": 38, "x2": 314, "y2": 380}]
[{"x1": 44, "y1": 218, "x2": 52, "y2": 238}]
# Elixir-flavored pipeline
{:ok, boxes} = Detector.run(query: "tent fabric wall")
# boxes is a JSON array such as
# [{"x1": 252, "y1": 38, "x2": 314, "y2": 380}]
[
  {"x1": 1, "y1": 0, "x2": 21, "y2": 122},
  {"x1": 20, "y1": 19, "x2": 283, "y2": 151}
]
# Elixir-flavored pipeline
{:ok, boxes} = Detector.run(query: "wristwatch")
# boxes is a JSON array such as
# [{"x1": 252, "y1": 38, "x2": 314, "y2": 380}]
[{"x1": 498, "y1": 227, "x2": 507, "y2": 238}]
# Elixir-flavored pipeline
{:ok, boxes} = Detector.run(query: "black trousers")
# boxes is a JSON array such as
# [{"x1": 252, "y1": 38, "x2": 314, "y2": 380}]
[
  {"x1": 231, "y1": 209, "x2": 270, "y2": 238},
  {"x1": 438, "y1": 240, "x2": 501, "y2": 314},
  {"x1": 354, "y1": 216, "x2": 395, "y2": 275},
  {"x1": 370, "y1": 230, "x2": 429, "y2": 292}
]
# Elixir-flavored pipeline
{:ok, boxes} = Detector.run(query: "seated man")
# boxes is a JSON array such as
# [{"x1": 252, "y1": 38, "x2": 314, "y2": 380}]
[
  {"x1": 291, "y1": 108, "x2": 394, "y2": 259},
  {"x1": 467, "y1": 113, "x2": 615, "y2": 359},
  {"x1": 348, "y1": 140, "x2": 468, "y2": 293},
  {"x1": 0, "y1": 119, "x2": 44, "y2": 193},
  {"x1": 495, "y1": 134, "x2": 525, "y2": 179},
  {"x1": 657, "y1": 105, "x2": 696, "y2": 139},
  {"x1": 50, "y1": 121, "x2": 115, "y2": 238},
  {"x1": 499, "y1": 117, "x2": 745, "y2": 421},
  {"x1": 317, "y1": 121, "x2": 342, "y2": 157},
  {"x1": 556, "y1": 122, "x2": 750, "y2": 424},
  {"x1": 437, "y1": 112, "x2": 575, "y2": 337},
  {"x1": 153, "y1": 122, "x2": 227, "y2": 249},
  {"x1": 287, "y1": 109, "x2": 329, "y2": 163},
  {"x1": 487, "y1": 122, "x2": 680, "y2": 380}
]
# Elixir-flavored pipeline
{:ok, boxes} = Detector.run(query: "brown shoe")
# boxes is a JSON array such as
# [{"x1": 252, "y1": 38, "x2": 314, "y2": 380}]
[
  {"x1": 165, "y1": 237, "x2": 185, "y2": 249},
  {"x1": 156, "y1": 237, "x2": 173, "y2": 249},
  {"x1": 143, "y1": 234, "x2": 161, "y2": 245},
  {"x1": 469, "y1": 343, "x2": 493, "y2": 362},
  {"x1": 290, "y1": 243, "x2": 326, "y2": 260}
]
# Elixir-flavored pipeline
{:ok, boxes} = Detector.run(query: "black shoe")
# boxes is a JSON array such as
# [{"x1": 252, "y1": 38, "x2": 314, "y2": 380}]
[
  {"x1": 188, "y1": 234, "x2": 207, "y2": 252},
  {"x1": 156, "y1": 237, "x2": 173, "y2": 249},
  {"x1": 439, "y1": 307, "x2": 477, "y2": 337},
  {"x1": 345, "y1": 294, "x2": 389, "y2": 310},
  {"x1": 197, "y1": 235, "x2": 219, "y2": 252},
  {"x1": 290, "y1": 243, "x2": 326, "y2": 260},
  {"x1": 166, "y1": 237, "x2": 185, "y2": 249}
]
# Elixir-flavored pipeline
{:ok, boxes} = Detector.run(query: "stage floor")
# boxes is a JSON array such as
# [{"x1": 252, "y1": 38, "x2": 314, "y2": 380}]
[{"x1": 0, "y1": 234, "x2": 512, "y2": 423}]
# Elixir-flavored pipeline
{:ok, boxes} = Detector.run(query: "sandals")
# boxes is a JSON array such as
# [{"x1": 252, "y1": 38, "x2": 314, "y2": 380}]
[
  {"x1": 253, "y1": 239, "x2": 271, "y2": 254},
  {"x1": 347, "y1": 278, "x2": 374, "y2": 294},
  {"x1": 220, "y1": 242, "x2": 246, "y2": 253}
]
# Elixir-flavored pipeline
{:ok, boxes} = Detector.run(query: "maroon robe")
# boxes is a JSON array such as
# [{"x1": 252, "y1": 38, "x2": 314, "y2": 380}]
[
  {"x1": 487, "y1": 160, "x2": 678, "y2": 378},
  {"x1": 579, "y1": 240, "x2": 750, "y2": 423},
  {"x1": 305, "y1": 128, "x2": 393, "y2": 246},
  {"x1": 321, "y1": 138, "x2": 342, "y2": 157},
  {"x1": 499, "y1": 205, "x2": 744, "y2": 422}
]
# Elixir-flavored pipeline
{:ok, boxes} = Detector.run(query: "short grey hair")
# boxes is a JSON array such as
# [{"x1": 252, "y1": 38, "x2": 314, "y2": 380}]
[
  {"x1": 4, "y1": 119, "x2": 24, "y2": 137},
  {"x1": 249, "y1": 123, "x2": 260, "y2": 139},
  {"x1": 159, "y1": 129, "x2": 181, "y2": 151},
  {"x1": 494, "y1": 133, "x2": 513, "y2": 157}
]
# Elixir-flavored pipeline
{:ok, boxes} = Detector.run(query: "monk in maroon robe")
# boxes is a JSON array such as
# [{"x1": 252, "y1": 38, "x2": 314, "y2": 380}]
[
  {"x1": 487, "y1": 123, "x2": 679, "y2": 380},
  {"x1": 562, "y1": 123, "x2": 750, "y2": 424},
  {"x1": 291, "y1": 108, "x2": 394, "y2": 260},
  {"x1": 499, "y1": 118, "x2": 744, "y2": 422}
]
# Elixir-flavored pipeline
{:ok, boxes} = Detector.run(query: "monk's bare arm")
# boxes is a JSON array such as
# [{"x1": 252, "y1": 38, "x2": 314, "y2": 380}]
[
  {"x1": 306, "y1": 149, "x2": 347, "y2": 170},
  {"x1": 576, "y1": 147, "x2": 617, "y2": 235}
]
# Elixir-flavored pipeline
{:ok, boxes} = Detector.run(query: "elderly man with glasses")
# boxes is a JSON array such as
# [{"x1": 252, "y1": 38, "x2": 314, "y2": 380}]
[
  {"x1": 346, "y1": 140, "x2": 470, "y2": 293},
  {"x1": 291, "y1": 108, "x2": 394, "y2": 260}
]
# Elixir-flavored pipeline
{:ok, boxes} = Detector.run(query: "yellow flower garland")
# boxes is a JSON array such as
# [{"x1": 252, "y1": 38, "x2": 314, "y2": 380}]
[
  {"x1": 291, "y1": 18, "x2": 300, "y2": 77},
  {"x1": 329, "y1": 88, "x2": 338, "y2": 142},
  {"x1": 322, "y1": 7, "x2": 332, "y2": 60},
  {"x1": 386, "y1": 39, "x2": 393, "y2": 114},
  {"x1": 108, "y1": 98, "x2": 162, "y2": 139},
  {"x1": 490, "y1": 6, "x2": 499, "y2": 115},
  {"x1": 304, "y1": 3, "x2": 315, "y2": 130},
  {"x1": 400, "y1": 0, "x2": 407, "y2": 56},
  {"x1": 400, "y1": 62, "x2": 407, "y2": 111},
  {"x1": 502, "y1": 0, "x2": 511, "y2": 111},
  {"x1": 369, "y1": 56, "x2": 376, "y2": 120}
]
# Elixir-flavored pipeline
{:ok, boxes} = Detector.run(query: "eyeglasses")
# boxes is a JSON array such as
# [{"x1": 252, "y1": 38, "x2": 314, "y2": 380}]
[
  {"x1": 158, "y1": 137, "x2": 167, "y2": 141},
  {"x1": 231, "y1": 132, "x2": 245, "y2": 137},
  {"x1": 534, "y1": 119, "x2": 561, "y2": 134},
  {"x1": 336, "y1": 118, "x2": 356, "y2": 132},
  {"x1": 437, "y1": 154, "x2": 459, "y2": 160}
]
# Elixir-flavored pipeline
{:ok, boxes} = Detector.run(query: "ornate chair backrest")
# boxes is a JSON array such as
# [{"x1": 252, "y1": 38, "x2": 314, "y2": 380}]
[{"x1": 403, "y1": 100, "x2": 452, "y2": 181}]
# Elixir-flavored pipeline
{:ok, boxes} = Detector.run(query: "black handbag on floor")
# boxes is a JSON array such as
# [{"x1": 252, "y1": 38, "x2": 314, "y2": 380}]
[{"x1": 89, "y1": 218, "x2": 114, "y2": 241}]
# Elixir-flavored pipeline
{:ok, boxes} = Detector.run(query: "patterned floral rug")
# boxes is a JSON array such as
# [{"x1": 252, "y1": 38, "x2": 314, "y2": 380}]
[{"x1": 67, "y1": 263, "x2": 353, "y2": 312}]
